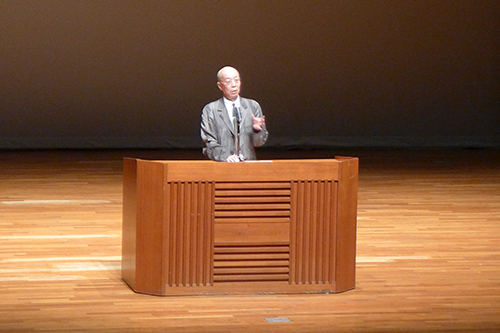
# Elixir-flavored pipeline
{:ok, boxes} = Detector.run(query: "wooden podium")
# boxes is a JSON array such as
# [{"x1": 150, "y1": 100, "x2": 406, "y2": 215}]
[{"x1": 122, "y1": 157, "x2": 358, "y2": 296}]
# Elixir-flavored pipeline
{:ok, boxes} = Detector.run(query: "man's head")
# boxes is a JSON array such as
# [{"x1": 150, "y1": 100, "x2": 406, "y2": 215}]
[{"x1": 217, "y1": 66, "x2": 241, "y2": 101}]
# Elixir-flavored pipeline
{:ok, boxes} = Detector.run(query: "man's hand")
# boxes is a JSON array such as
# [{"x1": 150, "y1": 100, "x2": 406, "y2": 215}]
[
  {"x1": 252, "y1": 114, "x2": 266, "y2": 132},
  {"x1": 226, "y1": 155, "x2": 241, "y2": 163}
]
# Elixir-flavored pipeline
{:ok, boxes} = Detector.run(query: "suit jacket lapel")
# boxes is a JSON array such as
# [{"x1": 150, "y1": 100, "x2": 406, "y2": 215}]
[
  {"x1": 239, "y1": 97, "x2": 250, "y2": 128},
  {"x1": 216, "y1": 98, "x2": 235, "y2": 135}
]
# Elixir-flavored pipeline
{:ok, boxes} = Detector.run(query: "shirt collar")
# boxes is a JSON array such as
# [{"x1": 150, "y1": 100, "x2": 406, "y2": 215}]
[{"x1": 223, "y1": 96, "x2": 240, "y2": 108}]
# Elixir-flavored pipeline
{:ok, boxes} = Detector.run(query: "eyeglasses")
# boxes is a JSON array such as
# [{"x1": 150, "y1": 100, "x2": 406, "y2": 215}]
[{"x1": 220, "y1": 77, "x2": 240, "y2": 86}]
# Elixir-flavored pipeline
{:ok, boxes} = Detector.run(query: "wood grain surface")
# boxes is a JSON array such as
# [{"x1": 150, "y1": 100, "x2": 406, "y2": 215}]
[{"x1": 0, "y1": 148, "x2": 499, "y2": 332}]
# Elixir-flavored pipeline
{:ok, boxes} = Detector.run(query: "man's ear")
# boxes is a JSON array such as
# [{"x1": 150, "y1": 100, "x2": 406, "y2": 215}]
[{"x1": 217, "y1": 82, "x2": 223, "y2": 91}]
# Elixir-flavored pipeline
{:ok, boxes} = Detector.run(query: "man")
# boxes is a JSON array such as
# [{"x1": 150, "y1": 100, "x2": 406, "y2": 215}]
[{"x1": 201, "y1": 66, "x2": 268, "y2": 162}]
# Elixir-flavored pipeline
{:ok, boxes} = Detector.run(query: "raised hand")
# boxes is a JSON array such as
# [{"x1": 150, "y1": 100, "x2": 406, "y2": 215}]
[{"x1": 252, "y1": 114, "x2": 266, "y2": 132}]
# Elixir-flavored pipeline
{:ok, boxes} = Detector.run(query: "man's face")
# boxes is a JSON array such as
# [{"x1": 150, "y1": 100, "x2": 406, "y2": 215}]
[{"x1": 217, "y1": 68, "x2": 241, "y2": 101}]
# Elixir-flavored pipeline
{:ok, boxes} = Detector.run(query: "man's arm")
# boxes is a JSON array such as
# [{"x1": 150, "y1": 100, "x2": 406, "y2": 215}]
[
  {"x1": 200, "y1": 104, "x2": 231, "y2": 162},
  {"x1": 249, "y1": 101, "x2": 268, "y2": 147}
]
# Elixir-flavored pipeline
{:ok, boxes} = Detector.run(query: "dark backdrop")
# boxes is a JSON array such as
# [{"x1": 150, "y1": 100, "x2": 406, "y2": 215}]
[{"x1": 1, "y1": 0, "x2": 499, "y2": 149}]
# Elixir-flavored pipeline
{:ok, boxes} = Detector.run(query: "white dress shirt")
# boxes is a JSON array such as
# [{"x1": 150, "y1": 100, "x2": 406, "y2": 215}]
[{"x1": 223, "y1": 96, "x2": 241, "y2": 126}]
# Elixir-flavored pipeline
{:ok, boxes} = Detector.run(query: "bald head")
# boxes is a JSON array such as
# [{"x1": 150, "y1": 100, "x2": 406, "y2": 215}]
[{"x1": 217, "y1": 66, "x2": 239, "y2": 81}]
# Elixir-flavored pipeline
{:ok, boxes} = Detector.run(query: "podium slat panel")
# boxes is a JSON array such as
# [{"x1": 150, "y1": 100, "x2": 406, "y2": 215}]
[
  {"x1": 214, "y1": 267, "x2": 290, "y2": 274},
  {"x1": 215, "y1": 182, "x2": 291, "y2": 189},
  {"x1": 215, "y1": 189, "x2": 291, "y2": 196},
  {"x1": 214, "y1": 246, "x2": 290, "y2": 254},
  {"x1": 215, "y1": 196, "x2": 291, "y2": 203},
  {"x1": 163, "y1": 181, "x2": 214, "y2": 287},
  {"x1": 213, "y1": 274, "x2": 289, "y2": 282},
  {"x1": 214, "y1": 217, "x2": 291, "y2": 223},
  {"x1": 215, "y1": 203, "x2": 291, "y2": 210},
  {"x1": 215, "y1": 210, "x2": 290, "y2": 217},
  {"x1": 214, "y1": 260, "x2": 289, "y2": 267},
  {"x1": 214, "y1": 253, "x2": 290, "y2": 260},
  {"x1": 290, "y1": 180, "x2": 338, "y2": 285}
]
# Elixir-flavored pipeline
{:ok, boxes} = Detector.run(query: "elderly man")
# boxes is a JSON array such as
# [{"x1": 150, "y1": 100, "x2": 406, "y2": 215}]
[{"x1": 201, "y1": 66, "x2": 268, "y2": 162}]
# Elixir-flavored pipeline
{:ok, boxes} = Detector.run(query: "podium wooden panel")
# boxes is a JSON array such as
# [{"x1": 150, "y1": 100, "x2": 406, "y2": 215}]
[{"x1": 122, "y1": 158, "x2": 358, "y2": 296}]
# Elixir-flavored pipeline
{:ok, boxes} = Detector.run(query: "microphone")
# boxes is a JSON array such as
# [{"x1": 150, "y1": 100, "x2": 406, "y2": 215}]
[{"x1": 232, "y1": 104, "x2": 240, "y2": 125}]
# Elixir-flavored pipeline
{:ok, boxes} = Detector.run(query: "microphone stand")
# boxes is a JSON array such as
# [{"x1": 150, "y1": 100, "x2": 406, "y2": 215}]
[
  {"x1": 233, "y1": 114, "x2": 244, "y2": 161},
  {"x1": 233, "y1": 116, "x2": 239, "y2": 157}
]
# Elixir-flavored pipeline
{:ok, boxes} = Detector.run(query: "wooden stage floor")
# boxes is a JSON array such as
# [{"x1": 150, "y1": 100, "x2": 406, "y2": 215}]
[{"x1": 0, "y1": 148, "x2": 499, "y2": 332}]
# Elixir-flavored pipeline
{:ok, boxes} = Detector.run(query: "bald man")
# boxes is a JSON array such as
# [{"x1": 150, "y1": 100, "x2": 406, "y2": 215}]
[{"x1": 201, "y1": 66, "x2": 268, "y2": 162}]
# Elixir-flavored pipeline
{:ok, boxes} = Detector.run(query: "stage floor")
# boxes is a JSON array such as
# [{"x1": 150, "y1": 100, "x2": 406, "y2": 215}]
[{"x1": 1, "y1": 148, "x2": 499, "y2": 332}]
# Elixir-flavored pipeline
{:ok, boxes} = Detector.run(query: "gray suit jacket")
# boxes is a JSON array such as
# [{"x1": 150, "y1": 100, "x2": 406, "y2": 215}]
[{"x1": 201, "y1": 97, "x2": 268, "y2": 161}]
